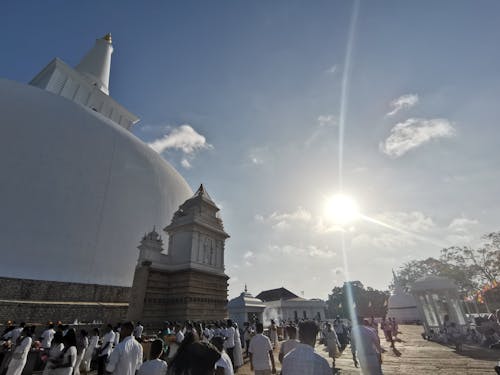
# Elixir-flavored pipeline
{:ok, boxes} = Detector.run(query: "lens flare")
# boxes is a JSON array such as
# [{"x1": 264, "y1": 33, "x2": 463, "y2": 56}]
[{"x1": 324, "y1": 194, "x2": 360, "y2": 225}]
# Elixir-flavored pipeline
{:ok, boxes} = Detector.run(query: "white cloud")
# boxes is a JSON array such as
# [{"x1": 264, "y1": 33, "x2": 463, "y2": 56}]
[
  {"x1": 248, "y1": 147, "x2": 267, "y2": 165},
  {"x1": 268, "y1": 207, "x2": 312, "y2": 222},
  {"x1": 269, "y1": 244, "x2": 336, "y2": 259},
  {"x1": 317, "y1": 115, "x2": 336, "y2": 127},
  {"x1": 257, "y1": 207, "x2": 312, "y2": 230},
  {"x1": 446, "y1": 216, "x2": 479, "y2": 244},
  {"x1": 375, "y1": 211, "x2": 436, "y2": 233},
  {"x1": 180, "y1": 158, "x2": 192, "y2": 169},
  {"x1": 448, "y1": 217, "x2": 479, "y2": 231},
  {"x1": 325, "y1": 65, "x2": 337, "y2": 74},
  {"x1": 305, "y1": 115, "x2": 336, "y2": 147},
  {"x1": 386, "y1": 94, "x2": 419, "y2": 116},
  {"x1": 148, "y1": 124, "x2": 212, "y2": 155},
  {"x1": 380, "y1": 118, "x2": 456, "y2": 158},
  {"x1": 243, "y1": 251, "x2": 254, "y2": 259}
]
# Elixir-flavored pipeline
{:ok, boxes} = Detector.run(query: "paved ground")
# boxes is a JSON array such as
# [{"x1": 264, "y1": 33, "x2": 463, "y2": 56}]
[{"x1": 237, "y1": 325, "x2": 499, "y2": 374}]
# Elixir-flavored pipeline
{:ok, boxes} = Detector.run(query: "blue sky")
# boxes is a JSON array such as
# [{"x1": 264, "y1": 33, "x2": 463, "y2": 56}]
[{"x1": 3, "y1": 1, "x2": 500, "y2": 298}]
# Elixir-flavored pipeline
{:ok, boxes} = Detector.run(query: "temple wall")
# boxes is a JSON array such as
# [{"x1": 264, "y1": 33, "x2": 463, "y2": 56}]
[{"x1": 0, "y1": 277, "x2": 130, "y2": 324}]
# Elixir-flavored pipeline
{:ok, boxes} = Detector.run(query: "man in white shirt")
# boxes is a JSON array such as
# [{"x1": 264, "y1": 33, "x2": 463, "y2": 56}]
[
  {"x1": 97, "y1": 324, "x2": 115, "y2": 375},
  {"x1": 281, "y1": 321, "x2": 331, "y2": 375},
  {"x1": 138, "y1": 339, "x2": 167, "y2": 375},
  {"x1": 134, "y1": 322, "x2": 144, "y2": 342},
  {"x1": 243, "y1": 322, "x2": 254, "y2": 357},
  {"x1": 351, "y1": 316, "x2": 383, "y2": 375},
  {"x1": 249, "y1": 323, "x2": 276, "y2": 375},
  {"x1": 278, "y1": 326, "x2": 299, "y2": 364},
  {"x1": 40, "y1": 323, "x2": 55, "y2": 350},
  {"x1": 3, "y1": 323, "x2": 25, "y2": 345},
  {"x1": 224, "y1": 320, "x2": 236, "y2": 367},
  {"x1": 106, "y1": 321, "x2": 143, "y2": 375},
  {"x1": 211, "y1": 336, "x2": 234, "y2": 375}
]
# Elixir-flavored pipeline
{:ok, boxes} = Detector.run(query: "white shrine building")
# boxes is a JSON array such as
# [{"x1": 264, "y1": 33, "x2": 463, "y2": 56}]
[
  {"x1": 227, "y1": 286, "x2": 266, "y2": 328},
  {"x1": 387, "y1": 271, "x2": 421, "y2": 323},
  {"x1": 256, "y1": 287, "x2": 327, "y2": 323}
]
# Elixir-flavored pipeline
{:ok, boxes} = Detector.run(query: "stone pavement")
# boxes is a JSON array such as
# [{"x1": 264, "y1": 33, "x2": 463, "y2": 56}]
[{"x1": 237, "y1": 325, "x2": 499, "y2": 374}]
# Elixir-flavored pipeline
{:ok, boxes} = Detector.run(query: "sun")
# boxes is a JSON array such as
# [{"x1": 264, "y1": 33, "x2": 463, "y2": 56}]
[{"x1": 324, "y1": 193, "x2": 360, "y2": 225}]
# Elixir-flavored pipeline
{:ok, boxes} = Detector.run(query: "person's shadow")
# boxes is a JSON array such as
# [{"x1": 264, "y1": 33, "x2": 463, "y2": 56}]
[{"x1": 392, "y1": 347, "x2": 402, "y2": 357}]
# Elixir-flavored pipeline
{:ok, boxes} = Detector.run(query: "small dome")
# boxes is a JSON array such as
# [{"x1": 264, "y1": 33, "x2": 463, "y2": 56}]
[{"x1": 0, "y1": 79, "x2": 192, "y2": 286}]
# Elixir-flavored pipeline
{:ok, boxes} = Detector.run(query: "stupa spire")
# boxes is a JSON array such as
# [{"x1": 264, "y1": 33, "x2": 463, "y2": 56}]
[{"x1": 75, "y1": 33, "x2": 114, "y2": 95}]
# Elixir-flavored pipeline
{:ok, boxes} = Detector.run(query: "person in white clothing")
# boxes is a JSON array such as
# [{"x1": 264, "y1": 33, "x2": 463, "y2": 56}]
[
  {"x1": 40, "y1": 323, "x2": 56, "y2": 350},
  {"x1": 278, "y1": 326, "x2": 299, "y2": 364},
  {"x1": 269, "y1": 320, "x2": 278, "y2": 349},
  {"x1": 223, "y1": 320, "x2": 236, "y2": 367},
  {"x1": 134, "y1": 322, "x2": 144, "y2": 342},
  {"x1": 232, "y1": 323, "x2": 244, "y2": 369},
  {"x1": 211, "y1": 336, "x2": 234, "y2": 375},
  {"x1": 6, "y1": 327, "x2": 32, "y2": 375},
  {"x1": 248, "y1": 323, "x2": 276, "y2": 375},
  {"x1": 82, "y1": 327, "x2": 99, "y2": 373},
  {"x1": 106, "y1": 321, "x2": 143, "y2": 375},
  {"x1": 42, "y1": 331, "x2": 64, "y2": 375},
  {"x1": 73, "y1": 329, "x2": 89, "y2": 375},
  {"x1": 97, "y1": 324, "x2": 115, "y2": 375},
  {"x1": 138, "y1": 339, "x2": 167, "y2": 375},
  {"x1": 114, "y1": 324, "x2": 121, "y2": 347},
  {"x1": 3, "y1": 323, "x2": 25, "y2": 345},
  {"x1": 351, "y1": 316, "x2": 383, "y2": 375},
  {"x1": 323, "y1": 322, "x2": 340, "y2": 371},
  {"x1": 281, "y1": 321, "x2": 331, "y2": 375},
  {"x1": 52, "y1": 329, "x2": 77, "y2": 375},
  {"x1": 243, "y1": 322, "x2": 254, "y2": 357}
]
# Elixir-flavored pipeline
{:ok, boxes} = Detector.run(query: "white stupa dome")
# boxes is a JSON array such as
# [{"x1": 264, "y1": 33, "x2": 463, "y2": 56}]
[{"x1": 0, "y1": 78, "x2": 192, "y2": 286}]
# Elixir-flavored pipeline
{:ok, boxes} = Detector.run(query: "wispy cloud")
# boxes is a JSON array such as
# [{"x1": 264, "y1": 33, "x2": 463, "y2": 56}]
[
  {"x1": 380, "y1": 118, "x2": 455, "y2": 158},
  {"x1": 248, "y1": 146, "x2": 268, "y2": 165},
  {"x1": 148, "y1": 124, "x2": 212, "y2": 155},
  {"x1": 269, "y1": 244, "x2": 336, "y2": 259},
  {"x1": 325, "y1": 65, "x2": 337, "y2": 74},
  {"x1": 180, "y1": 158, "x2": 192, "y2": 169},
  {"x1": 386, "y1": 94, "x2": 419, "y2": 116},
  {"x1": 305, "y1": 115, "x2": 336, "y2": 147},
  {"x1": 446, "y1": 216, "x2": 479, "y2": 244},
  {"x1": 256, "y1": 207, "x2": 312, "y2": 230}
]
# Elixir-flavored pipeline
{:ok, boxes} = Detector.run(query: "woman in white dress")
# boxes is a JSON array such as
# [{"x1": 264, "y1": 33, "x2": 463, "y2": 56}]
[
  {"x1": 269, "y1": 320, "x2": 278, "y2": 349},
  {"x1": 82, "y1": 328, "x2": 99, "y2": 373},
  {"x1": 232, "y1": 324, "x2": 244, "y2": 369},
  {"x1": 73, "y1": 329, "x2": 89, "y2": 375},
  {"x1": 43, "y1": 331, "x2": 64, "y2": 375},
  {"x1": 53, "y1": 329, "x2": 77, "y2": 375},
  {"x1": 6, "y1": 327, "x2": 32, "y2": 375}
]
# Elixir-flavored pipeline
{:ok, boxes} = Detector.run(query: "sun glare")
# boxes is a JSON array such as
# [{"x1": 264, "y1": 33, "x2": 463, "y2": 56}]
[{"x1": 324, "y1": 194, "x2": 360, "y2": 225}]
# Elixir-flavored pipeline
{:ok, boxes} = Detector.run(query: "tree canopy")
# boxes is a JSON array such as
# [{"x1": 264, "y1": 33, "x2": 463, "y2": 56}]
[
  {"x1": 327, "y1": 281, "x2": 389, "y2": 319},
  {"x1": 394, "y1": 231, "x2": 500, "y2": 296}
]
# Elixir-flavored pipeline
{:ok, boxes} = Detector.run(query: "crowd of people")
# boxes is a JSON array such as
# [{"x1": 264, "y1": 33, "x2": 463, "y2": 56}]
[
  {"x1": 0, "y1": 319, "x2": 248, "y2": 375},
  {"x1": 0, "y1": 315, "x2": 405, "y2": 375},
  {"x1": 422, "y1": 312, "x2": 494, "y2": 351}
]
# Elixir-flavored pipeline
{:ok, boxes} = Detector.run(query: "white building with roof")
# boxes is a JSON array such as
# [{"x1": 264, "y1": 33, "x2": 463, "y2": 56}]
[
  {"x1": 227, "y1": 286, "x2": 266, "y2": 328},
  {"x1": 256, "y1": 287, "x2": 327, "y2": 323}
]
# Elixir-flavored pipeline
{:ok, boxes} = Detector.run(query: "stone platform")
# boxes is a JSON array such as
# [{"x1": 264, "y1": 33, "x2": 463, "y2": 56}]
[{"x1": 236, "y1": 325, "x2": 499, "y2": 374}]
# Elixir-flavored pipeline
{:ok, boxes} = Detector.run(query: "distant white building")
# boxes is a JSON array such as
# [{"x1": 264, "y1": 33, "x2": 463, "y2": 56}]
[
  {"x1": 387, "y1": 271, "x2": 420, "y2": 323},
  {"x1": 227, "y1": 286, "x2": 266, "y2": 328},
  {"x1": 256, "y1": 287, "x2": 327, "y2": 323}
]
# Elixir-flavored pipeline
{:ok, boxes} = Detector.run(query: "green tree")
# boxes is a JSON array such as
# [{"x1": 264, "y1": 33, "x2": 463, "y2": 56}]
[
  {"x1": 327, "y1": 281, "x2": 389, "y2": 319},
  {"x1": 394, "y1": 231, "x2": 500, "y2": 296}
]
